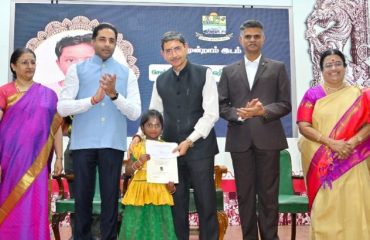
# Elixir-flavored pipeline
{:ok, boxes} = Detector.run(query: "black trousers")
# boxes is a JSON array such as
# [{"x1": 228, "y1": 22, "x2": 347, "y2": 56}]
[
  {"x1": 72, "y1": 148, "x2": 123, "y2": 240},
  {"x1": 231, "y1": 147, "x2": 280, "y2": 240},
  {"x1": 172, "y1": 155, "x2": 219, "y2": 240}
]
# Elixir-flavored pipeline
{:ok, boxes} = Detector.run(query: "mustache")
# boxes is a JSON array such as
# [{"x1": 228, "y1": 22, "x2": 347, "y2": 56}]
[{"x1": 170, "y1": 57, "x2": 181, "y2": 61}]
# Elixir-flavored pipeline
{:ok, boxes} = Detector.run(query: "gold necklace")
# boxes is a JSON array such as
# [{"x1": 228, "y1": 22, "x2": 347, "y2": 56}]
[
  {"x1": 323, "y1": 82, "x2": 346, "y2": 94},
  {"x1": 15, "y1": 80, "x2": 33, "y2": 93}
]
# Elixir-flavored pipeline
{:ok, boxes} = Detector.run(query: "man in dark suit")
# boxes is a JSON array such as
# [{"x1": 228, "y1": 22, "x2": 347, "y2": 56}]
[{"x1": 218, "y1": 19, "x2": 291, "y2": 240}]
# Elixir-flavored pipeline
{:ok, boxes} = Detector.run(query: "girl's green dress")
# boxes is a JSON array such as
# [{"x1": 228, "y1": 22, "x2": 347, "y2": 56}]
[{"x1": 119, "y1": 141, "x2": 177, "y2": 240}]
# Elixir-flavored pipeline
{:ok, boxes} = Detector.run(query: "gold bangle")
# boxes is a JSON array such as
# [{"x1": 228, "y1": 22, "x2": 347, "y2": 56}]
[{"x1": 316, "y1": 134, "x2": 322, "y2": 142}]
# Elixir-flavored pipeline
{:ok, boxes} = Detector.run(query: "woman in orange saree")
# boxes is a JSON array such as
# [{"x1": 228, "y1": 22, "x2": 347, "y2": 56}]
[
  {"x1": 297, "y1": 49, "x2": 370, "y2": 240},
  {"x1": 0, "y1": 48, "x2": 63, "y2": 239}
]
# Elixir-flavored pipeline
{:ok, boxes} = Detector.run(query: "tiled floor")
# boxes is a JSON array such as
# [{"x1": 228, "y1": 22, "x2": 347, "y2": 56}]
[{"x1": 56, "y1": 225, "x2": 309, "y2": 239}]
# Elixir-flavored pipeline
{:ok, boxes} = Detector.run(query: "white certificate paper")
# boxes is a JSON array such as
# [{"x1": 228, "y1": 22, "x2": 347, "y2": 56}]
[{"x1": 145, "y1": 140, "x2": 179, "y2": 183}]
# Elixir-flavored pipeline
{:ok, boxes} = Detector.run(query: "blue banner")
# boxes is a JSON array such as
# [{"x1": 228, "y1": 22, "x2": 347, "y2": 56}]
[{"x1": 14, "y1": 3, "x2": 292, "y2": 137}]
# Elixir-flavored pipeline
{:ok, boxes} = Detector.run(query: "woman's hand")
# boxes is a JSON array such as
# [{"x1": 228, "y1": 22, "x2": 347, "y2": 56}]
[
  {"x1": 0, "y1": 165, "x2": 2, "y2": 183},
  {"x1": 327, "y1": 138, "x2": 353, "y2": 159},
  {"x1": 166, "y1": 181, "x2": 176, "y2": 194},
  {"x1": 0, "y1": 110, "x2": 3, "y2": 121},
  {"x1": 53, "y1": 158, "x2": 63, "y2": 176},
  {"x1": 345, "y1": 138, "x2": 357, "y2": 152}
]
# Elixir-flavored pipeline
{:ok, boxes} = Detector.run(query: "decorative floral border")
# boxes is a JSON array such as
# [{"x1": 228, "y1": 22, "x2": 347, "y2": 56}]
[{"x1": 25, "y1": 16, "x2": 140, "y2": 79}]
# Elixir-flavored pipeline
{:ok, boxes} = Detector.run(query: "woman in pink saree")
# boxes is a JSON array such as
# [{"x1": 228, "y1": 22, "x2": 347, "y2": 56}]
[
  {"x1": 297, "y1": 49, "x2": 370, "y2": 240},
  {"x1": 0, "y1": 48, "x2": 63, "y2": 239}
]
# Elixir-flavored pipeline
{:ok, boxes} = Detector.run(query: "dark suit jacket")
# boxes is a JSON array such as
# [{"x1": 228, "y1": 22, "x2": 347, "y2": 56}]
[{"x1": 218, "y1": 56, "x2": 291, "y2": 152}]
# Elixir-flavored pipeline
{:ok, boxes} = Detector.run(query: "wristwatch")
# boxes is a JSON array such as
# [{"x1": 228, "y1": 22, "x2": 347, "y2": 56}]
[{"x1": 110, "y1": 91, "x2": 119, "y2": 101}]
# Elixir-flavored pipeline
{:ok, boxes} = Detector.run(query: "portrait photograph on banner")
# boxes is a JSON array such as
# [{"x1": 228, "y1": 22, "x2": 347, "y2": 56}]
[{"x1": 25, "y1": 16, "x2": 140, "y2": 96}]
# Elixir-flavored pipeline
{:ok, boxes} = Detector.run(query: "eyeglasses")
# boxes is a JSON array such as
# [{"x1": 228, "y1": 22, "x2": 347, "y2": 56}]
[{"x1": 323, "y1": 61, "x2": 343, "y2": 69}]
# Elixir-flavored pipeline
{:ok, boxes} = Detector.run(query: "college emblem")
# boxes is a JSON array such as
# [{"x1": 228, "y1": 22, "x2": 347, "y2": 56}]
[{"x1": 196, "y1": 12, "x2": 233, "y2": 42}]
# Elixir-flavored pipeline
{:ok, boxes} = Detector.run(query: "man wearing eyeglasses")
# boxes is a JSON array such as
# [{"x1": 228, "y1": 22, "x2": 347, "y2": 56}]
[
  {"x1": 218, "y1": 19, "x2": 291, "y2": 240},
  {"x1": 137, "y1": 31, "x2": 219, "y2": 240}
]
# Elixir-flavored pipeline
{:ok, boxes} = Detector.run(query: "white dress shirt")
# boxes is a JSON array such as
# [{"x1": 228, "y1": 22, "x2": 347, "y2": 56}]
[
  {"x1": 57, "y1": 64, "x2": 141, "y2": 121},
  {"x1": 149, "y1": 68, "x2": 219, "y2": 143},
  {"x1": 237, "y1": 54, "x2": 262, "y2": 122},
  {"x1": 244, "y1": 54, "x2": 261, "y2": 89}
]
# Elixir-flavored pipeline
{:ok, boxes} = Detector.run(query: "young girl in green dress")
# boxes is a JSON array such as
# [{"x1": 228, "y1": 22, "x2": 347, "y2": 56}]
[{"x1": 119, "y1": 109, "x2": 177, "y2": 240}]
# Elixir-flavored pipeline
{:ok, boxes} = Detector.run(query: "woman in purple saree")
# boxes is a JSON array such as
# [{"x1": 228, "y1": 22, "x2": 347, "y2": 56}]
[{"x1": 0, "y1": 48, "x2": 63, "y2": 239}]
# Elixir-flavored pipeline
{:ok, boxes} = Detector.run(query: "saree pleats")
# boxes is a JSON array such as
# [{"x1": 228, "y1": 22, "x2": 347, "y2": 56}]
[
  {"x1": 299, "y1": 86, "x2": 370, "y2": 240},
  {"x1": 0, "y1": 83, "x2": 61, "y2": 240}
]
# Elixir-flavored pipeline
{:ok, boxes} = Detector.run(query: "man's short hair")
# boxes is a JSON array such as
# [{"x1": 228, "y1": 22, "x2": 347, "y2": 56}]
[
  {"x1": 239, "y1": 19, "x2": 264, "y2": 34},
  {"x1": 92, "y1": 23, "x2": 118, "y2": 40},
  {"x1": 55, "y1": 33, "x2": 92, "y2": 59},
  {"x1": 160, "y1": 31, "x2": 186, "y2": 50}
]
